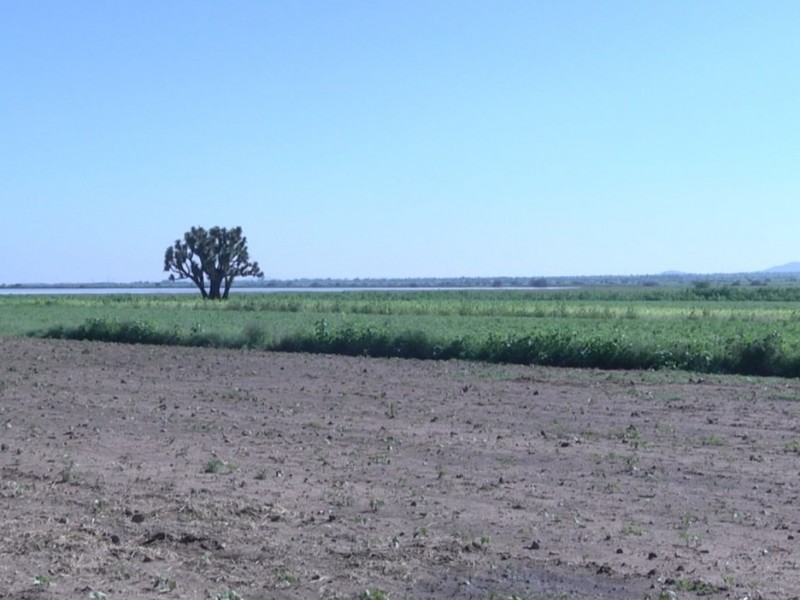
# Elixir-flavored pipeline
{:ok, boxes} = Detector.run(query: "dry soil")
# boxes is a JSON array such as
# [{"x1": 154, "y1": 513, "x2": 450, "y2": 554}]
[{"x1": 1, "y1": 338, "x2": 799, "y2": 599}]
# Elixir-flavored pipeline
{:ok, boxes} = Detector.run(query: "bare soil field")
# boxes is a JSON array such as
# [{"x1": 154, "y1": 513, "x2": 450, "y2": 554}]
[{"x1": 1, "y1": 338, "x2": 799, "y2": 599}]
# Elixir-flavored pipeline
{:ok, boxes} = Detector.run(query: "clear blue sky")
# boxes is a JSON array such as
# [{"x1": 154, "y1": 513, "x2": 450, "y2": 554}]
[{"x1": 2, "y1": 1, "x2": 798, "y2": 283}]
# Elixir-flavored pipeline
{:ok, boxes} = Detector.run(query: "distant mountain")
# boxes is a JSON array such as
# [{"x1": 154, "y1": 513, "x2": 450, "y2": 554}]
[{"x1": 763, "y1": 262, "x2": 800, "y2": 274}]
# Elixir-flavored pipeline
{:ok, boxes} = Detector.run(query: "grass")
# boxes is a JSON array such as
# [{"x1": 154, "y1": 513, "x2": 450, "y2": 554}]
[{"x1": 4, "y1": 287, "x2": 800, "y2": 377}]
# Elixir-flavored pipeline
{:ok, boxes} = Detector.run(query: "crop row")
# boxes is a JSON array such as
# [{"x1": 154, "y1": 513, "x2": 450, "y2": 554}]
[{"x1": 2, "y1": 289, "x2": 799, "y2": 377}]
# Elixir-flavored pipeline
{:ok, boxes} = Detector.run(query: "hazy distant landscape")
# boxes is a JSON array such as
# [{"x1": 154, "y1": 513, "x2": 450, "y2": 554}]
[{"x1": 2, "y1": 261, "x2": 800, "y2": 291}]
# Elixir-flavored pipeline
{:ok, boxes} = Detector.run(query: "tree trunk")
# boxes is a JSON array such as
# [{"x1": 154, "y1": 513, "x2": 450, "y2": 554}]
[
  {"x1": 222, "y1": 275, "x2": 234, "y2": 300},
  {"x1": 190, "y1": 264, "x2": 208, "y2": 299},
  {"x1": 208, "y1": 270, "x2": 223, "y2": 300}
]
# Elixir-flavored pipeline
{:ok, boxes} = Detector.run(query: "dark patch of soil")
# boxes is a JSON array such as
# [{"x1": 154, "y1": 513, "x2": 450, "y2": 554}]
[{"x1": 1, "y1": 338, "x2": 799, "y2": 599}]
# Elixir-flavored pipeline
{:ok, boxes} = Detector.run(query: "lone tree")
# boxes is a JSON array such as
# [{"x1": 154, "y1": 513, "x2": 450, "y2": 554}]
[{"x1": 164, "y1": 226, "x2": 263, "y2": 300}]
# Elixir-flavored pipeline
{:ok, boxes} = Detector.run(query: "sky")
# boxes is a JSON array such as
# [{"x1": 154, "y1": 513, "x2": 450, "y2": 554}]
[{"x1": 1, "y1": 1, "x2": 799, "y2": 284}]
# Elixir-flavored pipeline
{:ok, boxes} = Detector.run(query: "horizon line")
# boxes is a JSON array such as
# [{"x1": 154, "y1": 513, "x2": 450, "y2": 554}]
[{"x1": 2, "y1": 269, "x2": 798, "y2": 288}]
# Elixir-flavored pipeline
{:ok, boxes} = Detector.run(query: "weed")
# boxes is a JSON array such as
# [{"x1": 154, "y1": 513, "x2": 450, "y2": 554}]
[
  {"x1": 621, "y1": 523, "x2": 646, "y2": 536},
  {"x1": 624, "y1": 454, "x2": 639, "y2": 474},
  {"x1": 204, "y1": 458, "x2": 224, "y2": 474},
  {"x1": 678, "y1": 529, "x2": 702, "y2": 548},
  {"x1": 623, "y1": 424, "x2": 645, "y2": 449},
  {"x1": 153, "y1": 576, "x2": 177, "y2": 593},
  {"x1": 33, "y1": 574, "x2": 55, "y2": 587},
  {"x1": 368, "y1": 453, "x2": 391, "y2": 465},
  {"x1": 701, "y1": 434, "x2": 726, "y2": 446},
  {"x1": 203, "y1": 458, "x2": 237, "y2": 474},
  {"x1": 784, "y1": 440, "x2": 800, "y2": 454},
  {"x1": 274, "y1": 570, "x2": 298, "y2": 587},
  {"x1": 674, "y1": 579, "x2": 719, "y2": 593},
  {"x1": 361, "y1": 590, "x2": 390, "y2": 600},
  {"x1": 60, "y1": 459, "x2": 78, "y2": 483},
  {"x1": 369, "y1": 497, "x2": 385, "y2": 512},
  {"x1": 91, "y1": 498, "x2": 106, "y2": 515},
  {"x1": 386, "y1": 401, "x2": 398, "y2": 419},
  {"x1": 208, "y1": 590, "x2": 243, "y2": 600}
]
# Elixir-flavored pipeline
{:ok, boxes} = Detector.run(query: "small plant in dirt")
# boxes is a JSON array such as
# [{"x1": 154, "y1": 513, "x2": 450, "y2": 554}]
[
  {"x1": 784, "y1": 440, "x2": 800, "y2": 454},
  {"x1": 678, "y1": 528, "x2": 702, "y2": 548},
  {"x1": 33, "y1": 574, "x2": 55, "y2": 587},
  {"x1": 369, "y1": 497, "x2": 385, "y2": 512},
  {"x1": 386, "y1": 401, "x2": 398, "y2": 419},
  {"x1": 368, "y1": 453, "x2": 391, "y2": 465},
  {"x1": 153, "y1": 575, "x2": 177, "y2": 593},
  {"x1": 203, "y1": 457, "x2": 237, "y2": 474},
  {"x1": 701, "y1": 434, "x2": 726, "y2": 446},
  {"x1": 624, "y1": 454, "x2": 639, "y2": 475},
  {"x1": 676, "y1": 512, "x2": 704, "y2": 548},
  {"x1": 621, "y1": 523, "x2": 646, "y2": 536},
  {"x1": 59, "y1": 459, "x2": 79, "y2": 483},
  {"x1": 674, "y1": 579, "x2": 720, "y2": 593},
  {"x1": 204, "y1": 458, "x2": 224, "y2": 474},
  {"x1": 91, "y1": 498, "x2": 107, "y2": 515},
  {"x1": 361, "y1": 589, "x2": 390, "y2": 600},
  {"x1": 208, "y1": 590, "x2": 243, "y2": 600},
  {"x1": 623, "y1": 424, "x2": 644, "y2": 449},
  {"x1": 274, "y1": 570, "x2": 298, "y2": 588}
]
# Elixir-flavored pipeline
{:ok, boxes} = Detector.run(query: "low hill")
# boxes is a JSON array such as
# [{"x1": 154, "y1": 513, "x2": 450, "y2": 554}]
[{"x1": 763, "y1": 262, "x2": 800, "y2": 274}]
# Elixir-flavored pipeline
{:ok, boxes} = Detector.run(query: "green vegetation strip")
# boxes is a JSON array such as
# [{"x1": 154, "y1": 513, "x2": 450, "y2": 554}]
[{"x1": 3, "y1": 287, "x2": 800, "y2": 377}]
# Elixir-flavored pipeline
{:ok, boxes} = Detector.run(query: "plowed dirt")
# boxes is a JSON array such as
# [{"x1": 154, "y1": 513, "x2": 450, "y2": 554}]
[{"x1": 1, "y1": 338, "x2": 798, "y2": 599}]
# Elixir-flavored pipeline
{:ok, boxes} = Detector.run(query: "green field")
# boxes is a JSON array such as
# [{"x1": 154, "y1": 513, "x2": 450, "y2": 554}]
[{"x1": 2, "y1": 286, "x2": 800, "y2": 377}]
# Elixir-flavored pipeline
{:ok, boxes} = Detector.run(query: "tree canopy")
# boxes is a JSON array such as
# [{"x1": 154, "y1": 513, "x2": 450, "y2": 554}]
[{"x1": 163, "y1": 226, "x2": 263, "y2": 299}]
